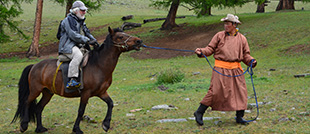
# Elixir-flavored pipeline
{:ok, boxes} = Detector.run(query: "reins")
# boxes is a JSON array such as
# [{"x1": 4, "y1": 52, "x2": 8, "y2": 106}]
[{"x1": 142, "y1": 44, "x2": 259, "y2": 122}]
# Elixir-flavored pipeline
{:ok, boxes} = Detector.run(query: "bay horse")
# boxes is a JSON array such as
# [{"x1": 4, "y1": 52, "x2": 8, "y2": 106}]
[{"x1": 11, "y1": 27, "x2": 143, "y2": 133}]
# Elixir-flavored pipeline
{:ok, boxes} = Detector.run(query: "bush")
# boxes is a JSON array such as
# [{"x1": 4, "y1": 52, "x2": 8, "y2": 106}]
[{"x1": 156, "y1": 68, "x2": 185, "y2": 84}]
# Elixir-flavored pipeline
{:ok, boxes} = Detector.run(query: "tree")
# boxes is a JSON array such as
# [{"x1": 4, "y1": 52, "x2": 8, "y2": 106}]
[
  {"x1": 54, "y1": 0, "x2": 104, "y2": 17},
  {"x1": 0, "y1": 0, "x2": 32, "y2": 43},
  {"x1": 276, "y1": 0, "x2": 295, "y2": 11},
  {"x1": 181, "y1": 0, "x2": 248, "y2": 17},
  {"x1": 161, "y1": 0, "x2": 180, "y2": 30},
  {"x1": 150, "y1": 0, "x2": 249, "y2": 30},
  {"x1": 27, "y1": 0, "x2": 43, "y2": 57},
  {"x1": 26, "y1": 0, "x2": 105, "y2": 57},
  {"x1": 256, "y1": 0, "x2": 268, "y2": 13},
  {"x1": 182, "y1": 0, "x2": 215, "y2": 17}
]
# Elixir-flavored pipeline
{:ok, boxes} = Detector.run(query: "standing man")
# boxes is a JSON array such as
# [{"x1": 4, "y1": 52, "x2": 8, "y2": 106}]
[
  {"x1": 194, "y1": 14, "x2": 257, "y2": 125},
  {"x1": 58, "y1": 1, "x2": 97, "y2": 89}
]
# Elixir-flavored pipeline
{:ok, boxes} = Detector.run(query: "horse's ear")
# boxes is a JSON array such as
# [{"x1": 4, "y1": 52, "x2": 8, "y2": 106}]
[{"x1": 108, "y1": 27, "x2": 115, "y2": 36}]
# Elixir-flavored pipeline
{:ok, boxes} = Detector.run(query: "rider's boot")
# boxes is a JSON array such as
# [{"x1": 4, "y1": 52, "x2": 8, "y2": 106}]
[{"x1": 66, "y1": 77, "x2": 80, "y2": 89}]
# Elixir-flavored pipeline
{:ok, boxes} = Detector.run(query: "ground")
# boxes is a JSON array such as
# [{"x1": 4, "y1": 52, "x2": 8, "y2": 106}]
[
  {"x1": 130, "y1": 23, "x2": 221, "y2": 59},
  {"x1": 0, "y1": 23, "x2": 223, "y2": 59}
]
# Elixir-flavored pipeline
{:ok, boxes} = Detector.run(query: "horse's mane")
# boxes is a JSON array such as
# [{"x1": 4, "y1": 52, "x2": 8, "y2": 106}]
[{"x1": 87, "y1": 28, "x2": 123, "y2": 65}]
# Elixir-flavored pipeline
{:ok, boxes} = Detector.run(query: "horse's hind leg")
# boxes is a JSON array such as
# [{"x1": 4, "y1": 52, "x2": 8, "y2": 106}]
[
  {"x1": 100, "y1": 93, "x2": 114, "y2": 132},
  {"x1": 35, "y1": 89, "x2": 54, "y2": 133},
  {"x1": 20, "y1": 91, "x2": 40, "y2": 132}
]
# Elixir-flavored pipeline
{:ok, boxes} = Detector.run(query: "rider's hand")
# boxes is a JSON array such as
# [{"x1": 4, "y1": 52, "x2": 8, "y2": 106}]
[{"x1": 88, "y1": 40, "x2": 98, "y2": 46}]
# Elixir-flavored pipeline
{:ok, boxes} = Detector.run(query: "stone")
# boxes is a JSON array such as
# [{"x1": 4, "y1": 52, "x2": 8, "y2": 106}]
[
  {"x1": 156, "y1": 118, "x2": 187, "y2": 123},
  {"x1": 188, "y1": 117, "x2": 221, "y2": 121},
  {"x1": 151, "y1": 104, "x2": 178, "y2": 110},
  {"x1": 269, "y1": 108, "x2": 276, "y2": 112}
]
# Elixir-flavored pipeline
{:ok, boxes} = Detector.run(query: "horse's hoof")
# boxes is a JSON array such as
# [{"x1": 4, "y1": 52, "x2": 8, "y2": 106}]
[
  {"x1": 20, "y1": 123, "x2": 28, "y2": 132},
  {"x1": 102, "y1": 124, "x2": 109, "y2": 132},
  {"x1": 73, "y1": 128, "x2": 84, "y2": 134},
  {"x1": 35, "y1": 126, "x2": 48, "y2": 133}
]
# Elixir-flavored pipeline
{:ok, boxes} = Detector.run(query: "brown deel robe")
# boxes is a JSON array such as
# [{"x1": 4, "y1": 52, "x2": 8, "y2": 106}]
[{"x1": 199, "y1": 31, "x2": 254, "y2": 111}]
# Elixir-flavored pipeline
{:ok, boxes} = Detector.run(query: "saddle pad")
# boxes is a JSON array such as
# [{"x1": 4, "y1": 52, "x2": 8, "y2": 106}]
[{"x1": 59, "y1": 62, "x2": 83, "y2": 94}]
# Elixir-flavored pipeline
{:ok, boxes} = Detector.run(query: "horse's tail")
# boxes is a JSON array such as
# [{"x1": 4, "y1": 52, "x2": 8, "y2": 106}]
[{"x1": 11, "y1": 64, "x2": 37, "y2": 124}]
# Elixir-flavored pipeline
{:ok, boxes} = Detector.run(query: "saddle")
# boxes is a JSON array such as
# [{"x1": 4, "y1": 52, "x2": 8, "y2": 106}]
[{"x1": 54, "y1": 51, "x2": 89, "y2": 94}]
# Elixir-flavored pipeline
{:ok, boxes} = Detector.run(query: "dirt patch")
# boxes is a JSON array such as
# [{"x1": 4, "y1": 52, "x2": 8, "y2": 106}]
[
  {"x1": 130, "y1": 23, "x2": 222, "y2": 59},
  {"x1": 0, "y1": 23, "x2": 222, "y2": 59},
  {"x1": 282, "y1": 44, "x2": 310, "y2": 55}
]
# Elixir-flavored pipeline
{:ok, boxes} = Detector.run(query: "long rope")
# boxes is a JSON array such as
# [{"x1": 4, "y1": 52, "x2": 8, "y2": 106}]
[{"x1": 142, "y1": 44, "x2": 259, "y2": 122}]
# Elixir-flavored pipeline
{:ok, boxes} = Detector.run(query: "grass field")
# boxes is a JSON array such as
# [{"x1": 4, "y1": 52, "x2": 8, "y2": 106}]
[{"x1": 1, "y1": 0, "x2": 310, "y2": 133}]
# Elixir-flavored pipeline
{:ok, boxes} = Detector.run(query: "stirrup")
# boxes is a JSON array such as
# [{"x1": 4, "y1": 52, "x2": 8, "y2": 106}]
[{"x1": 66, "y1": 79, "x2": 81, "y2": 89}]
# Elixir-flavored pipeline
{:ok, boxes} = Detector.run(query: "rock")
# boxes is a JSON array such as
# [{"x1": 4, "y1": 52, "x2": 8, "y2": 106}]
[
  {"x1": 299, "y1": 112, "x2": 310, "y2": 116},
  {"x1": 82, "y1": 115, "x2": 97, "y2": 123},
  {"x1": 192, "y1": 72, "x2": 200, "y2": 75},
  {"x1": 247, "y1": 102, "x2": 270, "y2": 109},
  {"x1": 214, "y1": 120, "x2": 222, "y2": 125},
  {"x1": 151, "y1": 104, "x2": 178, "y2": 110},
  {"x1": 188, "y1": 117, "x2": 221, "y2": 121},
  {"x1": 130, "y1": 108, "x2": 142, "y2": 112},
  {"x1": 156, "y1": 118, "x2": 187, "y2": 123},
  {"x1": 157, "y1": 85, "x2": 169, "y2": 91},
  {"x1": 289, "y1": 117, "x2": 296, "y2": 121},
  {"x1": 278, "y1": 117, "x2": 289, "y2": 122},
  {"x1": 245, "y1": 110, "x2": 251, "y2": 113},
  {"x1": 184, "y1": 98, "x2": 190, "y2": 101},
  {"x1": 270, "y1": 108, "x2": 276, "y2": 112},
  {"x1": 126, "y1": 113, "x2": 135, "y2": 117}
]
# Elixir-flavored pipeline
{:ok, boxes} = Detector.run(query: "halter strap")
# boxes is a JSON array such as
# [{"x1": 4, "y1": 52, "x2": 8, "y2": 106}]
[{"x1": 113, "y1": 35, "x2": 132, "y2": 50}]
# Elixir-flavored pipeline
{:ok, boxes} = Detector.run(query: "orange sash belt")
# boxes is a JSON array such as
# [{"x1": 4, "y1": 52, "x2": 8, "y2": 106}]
[{"x1": 214, "y1": 59, "x2": 243, "y2": 71}]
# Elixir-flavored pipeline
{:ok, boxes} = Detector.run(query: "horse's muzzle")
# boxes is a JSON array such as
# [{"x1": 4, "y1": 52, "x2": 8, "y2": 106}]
[{"x1": 133, "y1": 40, "x2": 143, "y2": 51}]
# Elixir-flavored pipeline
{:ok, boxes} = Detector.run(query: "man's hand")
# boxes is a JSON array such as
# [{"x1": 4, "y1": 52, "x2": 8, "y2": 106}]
[
  {"x1": 251, "y1": 59, "x2": 257, "y2": 68},
  {"x1": 195, "y1": 48, "x2": 203, "y2": 57},
  {"x1": 88, "y1": 40, "x2": 98, "y2": 46}
]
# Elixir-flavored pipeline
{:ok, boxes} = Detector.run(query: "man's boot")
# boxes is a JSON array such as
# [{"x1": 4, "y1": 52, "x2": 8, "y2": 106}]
[
  {"x1": 66, "y1": 77, "x2": 81, "y2": 89},
  {"x1": 236, "y1": 110, "x2": 248, "y2": 125},
  {"x1": 194, "y1": 104, "x2": 208, "y2": 126}
]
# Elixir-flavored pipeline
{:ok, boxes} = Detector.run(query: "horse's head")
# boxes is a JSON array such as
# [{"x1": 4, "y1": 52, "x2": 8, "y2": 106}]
[{"x1": 109, "y1": 27, "x2": 143, "y2": 52}]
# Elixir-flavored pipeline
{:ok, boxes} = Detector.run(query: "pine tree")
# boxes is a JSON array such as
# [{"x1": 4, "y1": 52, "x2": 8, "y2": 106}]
[{"x1": 0, "y1": 0, "x2": 32, "y2": 43}]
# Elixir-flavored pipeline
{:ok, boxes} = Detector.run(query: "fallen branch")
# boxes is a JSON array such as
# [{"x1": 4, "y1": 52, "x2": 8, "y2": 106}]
[
  {"x1": 294, "y1": 73, "x2": 310, "y2": 78},
  {"x1": 143, "y1": 16, "x2": 186, "y2": 24},
  {"x1": 121, "y1": 22, "x2": 141, "y2": 30},
  {"x1": 121, "y1": 15, "x2": 133, "y2": 21}
]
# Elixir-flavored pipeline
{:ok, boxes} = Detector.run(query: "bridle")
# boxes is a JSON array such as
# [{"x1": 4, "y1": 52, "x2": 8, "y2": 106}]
[{"x1": 113, "y1": 33, "x2": 132, "y2": 50}]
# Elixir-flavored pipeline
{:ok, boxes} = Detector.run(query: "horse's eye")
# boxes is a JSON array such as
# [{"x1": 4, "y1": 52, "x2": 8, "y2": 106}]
[{"x1": 118, "y1": 36, "x2": 123, "y2": 39}]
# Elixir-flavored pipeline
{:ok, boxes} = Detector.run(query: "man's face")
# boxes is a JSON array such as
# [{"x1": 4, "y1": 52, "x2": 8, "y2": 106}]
[
  {"x1": 76, "y1": 9, "x2": 86, "y2": 19},
  {"x1": 79, "y1": 9, "x2": 86, "y2": 16},
  {"x1": 224, "y1": 21, "x2": 236, "y2": 33}
]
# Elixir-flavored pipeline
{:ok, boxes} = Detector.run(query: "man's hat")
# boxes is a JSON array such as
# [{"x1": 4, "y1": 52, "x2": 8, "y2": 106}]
[
  {"x1": 72, "y1": 1, "x2": 88, "y2": 10},
  {"x1": 221, "y1": 14, "x2": 241, "y2": 24}
]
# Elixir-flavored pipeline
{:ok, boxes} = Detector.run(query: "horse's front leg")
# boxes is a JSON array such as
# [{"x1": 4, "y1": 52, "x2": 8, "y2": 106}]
[
  {"x1": 100, "y1": 93, "x2": 114, "y2": 132},
  {"x1": 72, "y1": 94, "x2": 90, "y2": 134}
]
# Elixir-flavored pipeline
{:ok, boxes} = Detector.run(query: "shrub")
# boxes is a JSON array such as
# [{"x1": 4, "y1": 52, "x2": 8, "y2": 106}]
[{"x1": 156, "y1": 68, "x2": 185, "y2": 84}]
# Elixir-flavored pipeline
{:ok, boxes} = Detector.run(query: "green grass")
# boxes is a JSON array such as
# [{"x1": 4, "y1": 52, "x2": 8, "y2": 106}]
[
  {"x1": 2, "y1": 1, "x2": 310, "y2": 53},
  {"x1": 1, "y1": 1, "x2": 310, "y2": 133}
]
